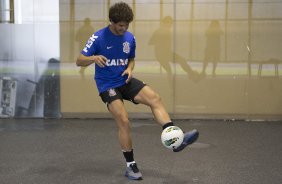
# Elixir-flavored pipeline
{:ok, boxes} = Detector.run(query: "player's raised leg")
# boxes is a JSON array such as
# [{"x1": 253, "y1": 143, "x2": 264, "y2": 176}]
[{"x1": 134, "y1": 86, "x2": 199, "y2": 151}]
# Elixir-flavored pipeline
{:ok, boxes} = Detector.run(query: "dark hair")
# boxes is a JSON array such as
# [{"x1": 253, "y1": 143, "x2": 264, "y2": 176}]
[{"x1": 109, "y1": 2, "x2": 134, "y2": 23}]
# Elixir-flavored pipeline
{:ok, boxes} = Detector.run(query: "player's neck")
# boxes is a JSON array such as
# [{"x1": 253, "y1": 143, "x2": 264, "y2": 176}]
[{"x1": 108, "y1": 25, "x2": 119, "y2": 36}]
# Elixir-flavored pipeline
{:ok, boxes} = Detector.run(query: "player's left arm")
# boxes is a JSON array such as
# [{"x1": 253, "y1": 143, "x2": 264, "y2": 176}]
[{"x1": 122, "y1": 58, "x2": 135, "y2": 83}]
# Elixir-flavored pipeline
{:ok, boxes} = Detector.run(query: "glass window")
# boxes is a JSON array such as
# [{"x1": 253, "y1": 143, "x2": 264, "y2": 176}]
[{"x1": 0, "y1": 0, "x2": 14, "y2": 23}]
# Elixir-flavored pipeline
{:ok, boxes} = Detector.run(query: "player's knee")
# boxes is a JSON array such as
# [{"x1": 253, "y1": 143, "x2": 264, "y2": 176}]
[
  {"x1": 150, "y1": 92, "x2": 162, "y2": 105},
  {"x1": 116, "y1": 114, "x2": 130, "y2": 129}
]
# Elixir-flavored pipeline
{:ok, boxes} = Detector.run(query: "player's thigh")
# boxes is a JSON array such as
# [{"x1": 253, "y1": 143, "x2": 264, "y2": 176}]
[
  {"x1": 108, "y1": 99, "x2": 129, "y2": 121},
  {"x1": 134, "y1": 86, "x2": 159, "y2": 106}
]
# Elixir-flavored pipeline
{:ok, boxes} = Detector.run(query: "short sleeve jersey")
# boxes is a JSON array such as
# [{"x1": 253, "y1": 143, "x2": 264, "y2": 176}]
[{"x1": 81, "y1": 26, "x2": 136, "y2": 93}]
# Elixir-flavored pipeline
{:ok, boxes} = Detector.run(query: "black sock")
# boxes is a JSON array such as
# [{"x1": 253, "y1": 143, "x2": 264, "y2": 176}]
[
  {"x1": 123, "y1": 149, "x2": 134, "y2": 162},
  {"x1": 162, "y1": 122, "x2": 174, "y2": 130}
]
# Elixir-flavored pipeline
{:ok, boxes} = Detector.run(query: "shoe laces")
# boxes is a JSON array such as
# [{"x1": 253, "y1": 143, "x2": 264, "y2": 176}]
[{"x1": 129, "y1": 163, "x2": 140, "y2": 173}]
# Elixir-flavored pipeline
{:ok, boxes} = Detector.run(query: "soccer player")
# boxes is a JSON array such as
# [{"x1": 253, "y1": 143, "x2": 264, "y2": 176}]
[{"x1": 76, "y1": 2, "x2": 199, "y2": 180}]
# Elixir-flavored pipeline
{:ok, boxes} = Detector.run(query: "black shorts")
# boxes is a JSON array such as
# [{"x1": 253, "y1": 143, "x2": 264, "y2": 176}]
[{"x1": 100, "y1": 78, "x2": 146, "y2": 105}]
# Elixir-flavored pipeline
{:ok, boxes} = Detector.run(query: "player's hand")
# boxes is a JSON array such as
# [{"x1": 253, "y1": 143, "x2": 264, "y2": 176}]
[
  {"x1": 122, "y1": 69, "x2": 132, "y2": 83},
  {"x1": 93, "y1": 55, "x2": 107, "y2": 67}
]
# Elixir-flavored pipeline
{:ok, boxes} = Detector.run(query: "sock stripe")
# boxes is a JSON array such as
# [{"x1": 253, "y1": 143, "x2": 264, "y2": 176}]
[{"x1": 162, "y1": 122, "x2": 174, "y2": 130}]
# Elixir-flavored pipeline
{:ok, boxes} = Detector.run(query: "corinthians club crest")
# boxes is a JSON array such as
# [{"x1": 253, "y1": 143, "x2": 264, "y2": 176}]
[
  {"x1": 123, "y1": 42, "x2": 130, "y2": 54},
  {"x1": 108, "y1": 88, "x2": 116, "y2": 97}
]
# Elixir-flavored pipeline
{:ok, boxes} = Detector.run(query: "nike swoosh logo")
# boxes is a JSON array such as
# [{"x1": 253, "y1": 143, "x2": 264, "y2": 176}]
[{"x1": 107, "y1": 46, "x2": 113, "y2": 49}]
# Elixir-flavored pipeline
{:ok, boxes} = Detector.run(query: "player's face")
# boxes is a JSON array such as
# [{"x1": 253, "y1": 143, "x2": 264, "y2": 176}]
[{"x1": 110, "y1": 21, "x2": 129, "y2": 36}]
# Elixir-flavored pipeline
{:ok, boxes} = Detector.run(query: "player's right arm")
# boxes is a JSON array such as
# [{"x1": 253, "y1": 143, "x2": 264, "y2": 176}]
[{"x1": 76, "y1": 54, "x2": 107, "y2": 68}]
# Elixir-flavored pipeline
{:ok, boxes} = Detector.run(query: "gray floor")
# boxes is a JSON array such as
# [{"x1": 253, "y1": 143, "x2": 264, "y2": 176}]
[{"x1": 0, "y1": 118, "x2": 282, "y2": 184}]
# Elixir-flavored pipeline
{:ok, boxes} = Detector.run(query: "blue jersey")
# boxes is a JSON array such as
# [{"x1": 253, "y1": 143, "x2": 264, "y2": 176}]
[{"x1": 81, "y1": 26, "x2": 136, "y2": 93}]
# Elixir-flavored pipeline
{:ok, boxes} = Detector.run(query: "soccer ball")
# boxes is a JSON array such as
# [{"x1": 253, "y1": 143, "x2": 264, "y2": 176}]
[{"x1": 161, "y1": 126, "x2": 184, "y2": 149}]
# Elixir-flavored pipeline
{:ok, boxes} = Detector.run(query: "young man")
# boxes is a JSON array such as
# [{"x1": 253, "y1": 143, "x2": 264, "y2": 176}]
[{"x1": 76, "y1": 2, "x2": 199, "y2": 181}]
